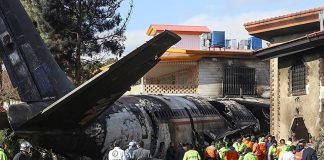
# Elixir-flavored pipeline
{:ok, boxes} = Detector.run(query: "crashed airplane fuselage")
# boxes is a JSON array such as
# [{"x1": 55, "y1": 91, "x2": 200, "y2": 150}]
[{"x1": 0, "y1": 0, "x2": 261, "y2": 159}]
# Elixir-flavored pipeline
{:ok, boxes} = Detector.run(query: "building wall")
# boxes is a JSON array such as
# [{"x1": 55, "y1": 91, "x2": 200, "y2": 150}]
[
  {"x1": 274, "y1": 51, "x2": 323, "y2": 139},
  {"x1": 174, "y1": 35, "x2": 200, "y2": 49},
  {"x1": 197, "y1": 58, "x2": 270, "y2": 97},
  {"x1": 270, "y1": 58, "x2": 279, "y2": 137}
]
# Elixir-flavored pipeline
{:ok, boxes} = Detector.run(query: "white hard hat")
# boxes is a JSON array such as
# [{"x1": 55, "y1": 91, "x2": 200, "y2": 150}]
[{"x1": 20, "y1": 141, "x2": 32, "y2": 152}]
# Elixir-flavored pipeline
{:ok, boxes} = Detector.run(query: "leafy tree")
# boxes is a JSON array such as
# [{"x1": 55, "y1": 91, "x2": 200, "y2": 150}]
[{"x1": 21, "y1": 0, "x2": 133, "y2": 85}]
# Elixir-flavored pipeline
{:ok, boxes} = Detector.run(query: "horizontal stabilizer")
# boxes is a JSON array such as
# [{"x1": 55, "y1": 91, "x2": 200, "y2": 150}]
[{"x1": 20, "y1": 31, "x2": 181, "y2": 130}]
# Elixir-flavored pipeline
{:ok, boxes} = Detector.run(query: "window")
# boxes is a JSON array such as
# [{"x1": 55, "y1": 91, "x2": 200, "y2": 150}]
[
  {"x1": 290, "y1": 60, "x2": 306, "y2": 94},
  {"x1": 224, "y1": 67, "x2": 256, "y2": 95}
]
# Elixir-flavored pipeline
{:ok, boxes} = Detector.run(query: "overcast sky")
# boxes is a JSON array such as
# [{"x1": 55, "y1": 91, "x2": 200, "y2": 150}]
[{"x1": 119, "y1": 0, "x2": 323, "y2": 55}]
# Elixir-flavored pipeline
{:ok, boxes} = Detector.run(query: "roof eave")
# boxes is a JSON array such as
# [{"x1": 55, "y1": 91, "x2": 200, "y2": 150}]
[{"x1": 255, "y1": 32, "x2": 324, "y2": 60}]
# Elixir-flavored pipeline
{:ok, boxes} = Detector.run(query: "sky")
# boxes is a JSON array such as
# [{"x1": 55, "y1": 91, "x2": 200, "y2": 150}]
[{"x1": 119, "y1": 0, "x2": 323, "y2": 55}]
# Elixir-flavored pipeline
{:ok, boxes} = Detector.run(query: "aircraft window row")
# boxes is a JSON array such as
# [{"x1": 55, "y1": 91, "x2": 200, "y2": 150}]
[
  {"x1": 236, "y1": 114, "x2": 254, "y2": 121},
  {"x1": 153, "y1": 110, "x2": 188, "y2": 119},
  {"x1": 199, "y1": 108, "x2": 218, "y2": 115},
  {"x1": 152, "y1": 108, "x2": 220, "y2": 119}
]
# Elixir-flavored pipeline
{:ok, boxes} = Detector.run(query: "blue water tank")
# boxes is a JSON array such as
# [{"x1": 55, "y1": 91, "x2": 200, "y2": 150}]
[
  {"x1": 248, "y1": 37, "x2": 262, "y2": 50},
  {"x1": 211, "y1": 31, "x2": 225, "y2": 48}
]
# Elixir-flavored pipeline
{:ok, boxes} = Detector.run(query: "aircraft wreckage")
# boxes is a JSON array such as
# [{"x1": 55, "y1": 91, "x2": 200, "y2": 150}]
[{"x1": 0, "y1": 0, "x2": 269, "y2": 159}]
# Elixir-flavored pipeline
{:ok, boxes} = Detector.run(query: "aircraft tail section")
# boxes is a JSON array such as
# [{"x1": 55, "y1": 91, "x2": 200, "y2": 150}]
[
  {"x1": 19, "y1": 30, "x2": 181, "y2": 130},
  {"x1": 0, "y1": 0, "x2": 75, "y2": 102}
]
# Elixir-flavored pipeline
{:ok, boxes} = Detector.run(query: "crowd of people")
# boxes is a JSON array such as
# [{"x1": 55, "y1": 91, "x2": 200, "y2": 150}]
[
  {"x1": 108, "y1": 140, "x2": 152, "y2": 160},
  {"x1": 0, "y1": 136, "x2": 318, "y2": 160},
  {"x1": 165, "y1": 135, "x2": 318, "y2": 160}
]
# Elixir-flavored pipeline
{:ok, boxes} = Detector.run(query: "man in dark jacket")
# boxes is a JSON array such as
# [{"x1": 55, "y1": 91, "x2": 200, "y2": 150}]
[
  {"x1": 302, "y1": 143, "x2": 318, "y2": 160},
  {"x1": 165, "y1": 142, "x2": 176, "y2": 160},
  {"x1": 132, "y1": 141, "x2": 151, "y2": 160},
  {"x1": 176, "y1": 143, "x2": 186, "y2": 160},
  {"x1": 13, "y1": 141, "x2": 32, "y2": 160}
]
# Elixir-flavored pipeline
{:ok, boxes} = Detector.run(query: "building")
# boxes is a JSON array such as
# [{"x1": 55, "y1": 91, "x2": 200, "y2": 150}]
[
  {"x1": 128, "y1": 24, "x2": 270, "y2": 98},
  {"x1": 244, "y1": 6, "x2": 324, "y2": 141}
]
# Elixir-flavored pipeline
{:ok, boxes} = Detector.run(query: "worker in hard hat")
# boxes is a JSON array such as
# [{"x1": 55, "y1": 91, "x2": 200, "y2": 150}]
[{"x1": 13, "y1": 141, "x2": 32, "y2": 160}]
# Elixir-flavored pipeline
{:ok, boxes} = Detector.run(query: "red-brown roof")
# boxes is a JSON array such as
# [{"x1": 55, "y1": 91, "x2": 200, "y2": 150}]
[
  {"x1": 244, "y1": 6, "x2": 324, "y2": 26},
  {"x1": 147, "y1": 24, "x2": 210, "y2": 36},
  {"x1": 244, "y1": 6, "x2": 324, "y2": 41}
]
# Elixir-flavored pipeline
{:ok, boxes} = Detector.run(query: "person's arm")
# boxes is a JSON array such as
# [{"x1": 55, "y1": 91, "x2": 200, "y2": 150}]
[
  {"x1": 183, "y1": 152, "x2": 187, "y2": 160},
  {"x1": 131, "y1": 150, "x2": 136, "y2": 160},
  {"x1": 198, "y1": 152, "x2": 201, "y2": 160},
  {"x1": 122, "y1": 151, "x2": 127, "y2": 160},
  {"x1": 311, "y1": 151, "x2": 318, "y2": 160}
]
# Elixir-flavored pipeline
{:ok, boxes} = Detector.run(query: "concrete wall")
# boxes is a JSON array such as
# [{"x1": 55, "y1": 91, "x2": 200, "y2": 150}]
[
  {"x1": 197, "y1": 58, "x2": 270, "y2": 98},
  {"x1": 274, "y1": 51, "x2": 323, "y2": 140},
  {"x1": 174, "y1": 35, "x2": 200, "y2": 50}
]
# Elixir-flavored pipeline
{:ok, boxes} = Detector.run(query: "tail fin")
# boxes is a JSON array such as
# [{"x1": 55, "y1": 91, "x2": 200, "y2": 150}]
[{"x1": 0, "y1": 0, "x2": 75, "y2": 102}]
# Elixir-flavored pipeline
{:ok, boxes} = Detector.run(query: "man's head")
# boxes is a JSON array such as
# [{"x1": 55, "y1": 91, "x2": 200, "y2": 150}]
[
  {"x1": 237, "y1": 138, "x2": 242, "y2": 143},
  {"x1": 272, "y1": 140, "x2": 278, "y2": 147},
  {"x1": 20, "y1": 141, "x2": 32, "y2": 154},
  {"x1": 211, "y1": 141, "x2": 215, "y2": 146},
  {"x1": 137, "y1": 141, "x2": 144, "y2": 148},
  {"x1": 267, "y1": 135, "x2": 272, "y2": 142},
  {"x1": 187, "y1": 144, "x2": 194, "y2": 150},
  {"x1": 279, "y1": 139, "x2": 285, "y2": 145},
  {"x1": 251, "y1": 137, "x2": 257, "y2": 143},
  {"x1": 272, "y1": 136, "x2": 276, "y2": 141},
  {"x1": 113, "y1": 140, "x2": 120, "y2": 147},
  {"x1": 128, "y1": 141, "x2": 136, "y2": 148}
]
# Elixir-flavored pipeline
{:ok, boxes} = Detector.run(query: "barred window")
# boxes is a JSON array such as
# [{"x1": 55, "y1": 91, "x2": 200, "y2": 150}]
[
  {"x1": 290, "y1": 60, "x2": 306, "y2": 93},
  {"x1": 224, "y1": 67, "x2": 256, "y2": 95}
]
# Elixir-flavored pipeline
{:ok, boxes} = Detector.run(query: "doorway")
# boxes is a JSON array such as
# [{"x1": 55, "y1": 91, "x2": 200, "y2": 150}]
[{"x1": 291, "y1": 117, "x2": 309, "y2": 142}]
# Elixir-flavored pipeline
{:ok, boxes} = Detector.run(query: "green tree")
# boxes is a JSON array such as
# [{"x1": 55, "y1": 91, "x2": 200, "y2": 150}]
[{"x1": 20, "y1": 0, "x2": 133, "y2": 85}]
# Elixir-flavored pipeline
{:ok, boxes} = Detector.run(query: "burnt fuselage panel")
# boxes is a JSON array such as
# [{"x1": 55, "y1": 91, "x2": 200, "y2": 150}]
[{"x1": 33, "y1": 95, "x2": 258, "y2": 159}]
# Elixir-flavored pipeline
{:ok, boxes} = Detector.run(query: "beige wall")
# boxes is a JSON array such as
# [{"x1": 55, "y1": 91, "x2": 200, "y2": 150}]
[{"x1": 273, "y1": 52, "x2": 323, "y2": 139}]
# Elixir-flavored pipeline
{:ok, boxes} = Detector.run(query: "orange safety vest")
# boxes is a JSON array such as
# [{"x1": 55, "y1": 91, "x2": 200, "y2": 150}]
[
  {"x1": 224, "y1": 150, "x2": 239, "y2": 160},
  {"x1": 258, "y1": 143, "x2": 266, "y2": 160},
  {"x1": 252, "y1": 143, "x2": 262, "y2": 156},
  {"x1": 247, "y1": 141, "x2": 254, "y2": 149}
]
